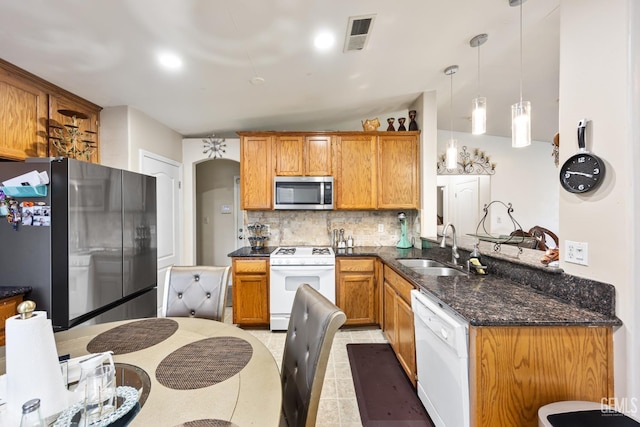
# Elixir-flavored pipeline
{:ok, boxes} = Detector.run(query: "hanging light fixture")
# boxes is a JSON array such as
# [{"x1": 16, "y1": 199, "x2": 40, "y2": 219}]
[
  {"x1": 470, "y1": 34, "x2": 488, "y2": 135},
  {"x1": 444, "y1": 65, "x2": 459, "y2": 169},
  {"x1": 511, "y1": 0, "x2": 531, "y2": 147}
]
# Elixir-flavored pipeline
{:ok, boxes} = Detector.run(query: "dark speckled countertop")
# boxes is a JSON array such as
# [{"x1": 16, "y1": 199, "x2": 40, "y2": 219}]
[
  {"x1": 0, "y1": 286, "x2": 32, "y2": 299},
  {"x1": 228, "y1": 245, "x2": 621, "y2": 327}
]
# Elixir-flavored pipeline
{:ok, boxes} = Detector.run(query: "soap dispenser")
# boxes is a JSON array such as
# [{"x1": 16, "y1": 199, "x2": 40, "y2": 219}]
[{"x1": 468, "y1": 243, "x2": 486, "y2": 274}]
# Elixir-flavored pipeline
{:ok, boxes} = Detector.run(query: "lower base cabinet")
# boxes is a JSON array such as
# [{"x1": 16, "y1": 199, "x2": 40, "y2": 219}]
[
  {"x1": 469, "y1": 325, "x2": 614, "y2": 427},
  {"x1": 336, "y1": 258, "x2": 378, "y2": 326},
  {"x1": 232, "y1": 258, "x2": 269, "y2": 327},
  {"x1": 382, "y1": 266, "x2": 416, "y2": 386},
  {"x1": 0, "y1": 294, "x2": 24, "y2": 346}
]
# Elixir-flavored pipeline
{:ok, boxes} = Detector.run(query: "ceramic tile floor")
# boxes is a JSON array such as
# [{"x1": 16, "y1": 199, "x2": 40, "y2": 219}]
[{"x1": 223, "y1": 307, "x2": 388, "y2": 427}]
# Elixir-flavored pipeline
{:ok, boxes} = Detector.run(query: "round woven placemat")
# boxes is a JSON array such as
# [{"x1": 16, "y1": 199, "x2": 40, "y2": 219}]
[
  {"x1": 87, "y1": 318, "x2": 179, "y2": 355},
  {"x1": 175, "y1": 420, "x2": 237, "y2": 427},
  {"x1": 156, "y1": 336, "x2": 253, "y2": 390}
]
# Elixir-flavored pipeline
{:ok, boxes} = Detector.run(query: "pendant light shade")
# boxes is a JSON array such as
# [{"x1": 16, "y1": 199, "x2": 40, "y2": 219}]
[
  {"x1": 470, "y1": 34, "x2": 488, "y2": 135},
  {"x1": 511, "y1": 100, "x2": 531, "y2": 148},
  {"x1": 446, "y1": 138, "x2": 458, "y2": 169},
  {"x1": 511, "y1": 0, "x2": 531, "y2": 147},
  {"x1": 472, "y1": 96, "x2": 487, "y2": 135},
  {"x1": 444, "y1": 65, "x2": 459, "y2": 169}
]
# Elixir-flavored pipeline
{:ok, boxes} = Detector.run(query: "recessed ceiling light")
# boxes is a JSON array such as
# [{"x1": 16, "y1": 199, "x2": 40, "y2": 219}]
[
  {"x1": 314, "y1": 32, "x2": 335, "y2": 50},
  {"x1": 158, "y1": 53, "x2": 182, "y2": 69},
  {"x1": 250, "y1": 76, "x2": 266, "y2": 85}
]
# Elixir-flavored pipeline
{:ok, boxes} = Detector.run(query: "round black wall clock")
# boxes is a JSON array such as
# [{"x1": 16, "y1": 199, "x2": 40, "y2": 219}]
[{"x1": 559, "y1": 119, "x2": 605, "y2": 193}]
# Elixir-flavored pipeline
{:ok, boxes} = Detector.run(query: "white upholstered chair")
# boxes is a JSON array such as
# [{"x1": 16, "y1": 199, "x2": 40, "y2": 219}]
[
  {"x1": 161, "y1": 265, "x2": 230, "y2": 322},
  {"x1": 280, "y1": 283, "x2": 346, "y2": 427}
]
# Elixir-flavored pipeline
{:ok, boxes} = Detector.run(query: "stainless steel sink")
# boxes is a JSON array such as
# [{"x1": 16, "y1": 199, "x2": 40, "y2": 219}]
[
  {"x1": 397, "y1": 259, "x2": 446, "y2": 268},
  {"x1": 411, "y1": 267, "x2": 467, "y2": 277}
]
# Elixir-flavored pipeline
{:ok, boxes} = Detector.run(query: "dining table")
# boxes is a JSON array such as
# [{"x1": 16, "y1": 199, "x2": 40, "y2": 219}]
[{"x1": 2, "y1": 317, "x2": 283, "y2": 427}]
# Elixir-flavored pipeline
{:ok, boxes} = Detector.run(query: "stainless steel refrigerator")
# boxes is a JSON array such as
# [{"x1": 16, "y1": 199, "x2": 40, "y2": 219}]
[{"x1": 0, "y1": 158, "x2": 157, "y2": 331}]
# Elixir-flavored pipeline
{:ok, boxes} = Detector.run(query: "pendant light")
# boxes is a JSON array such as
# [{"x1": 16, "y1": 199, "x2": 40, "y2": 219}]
[
  {"x1": 444, "y1": 65, "x2": 459, "y2": 169},
  {"x1": 511, "y1": 0, "x2": 531, "y2": 147},
  {"x1": 470, "y1": 34, "x2": 488, "y2": 135}
]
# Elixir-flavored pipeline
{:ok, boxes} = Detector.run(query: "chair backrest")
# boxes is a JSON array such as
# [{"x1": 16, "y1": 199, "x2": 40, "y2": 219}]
[
  {"x1": 280, "y1": 284, "x2": 346, "y2": 427},
  {"x1": 162, "y1": 265, "x2": 230, "y2": 321}
]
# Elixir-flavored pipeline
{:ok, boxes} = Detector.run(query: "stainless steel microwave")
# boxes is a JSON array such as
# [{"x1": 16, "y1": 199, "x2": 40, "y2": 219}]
[{"x1": 273, "y1": 176, "x2": 334, "y2": 210}]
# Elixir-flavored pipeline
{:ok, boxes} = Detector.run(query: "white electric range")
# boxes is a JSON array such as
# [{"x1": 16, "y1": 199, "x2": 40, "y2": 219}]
[{"x1": 269, "y1": 246, "x2": 336, "y2": 330}]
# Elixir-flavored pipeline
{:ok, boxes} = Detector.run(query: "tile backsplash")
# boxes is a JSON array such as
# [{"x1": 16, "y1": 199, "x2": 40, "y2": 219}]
[{"x1": 245, "y1": 210, "x2": 420, "y2": 247}]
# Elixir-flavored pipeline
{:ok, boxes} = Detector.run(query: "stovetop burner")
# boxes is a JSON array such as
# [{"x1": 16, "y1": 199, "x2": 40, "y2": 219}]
[
  {"x1": 274, "y1": 247, "x2": 296, "y2": 256},
  {"x1": 312, "y1": 247, "x2": 332, "y2": 255},
  {"x1": 270, "y1": 246, "x2": 335, "y2": 265}
]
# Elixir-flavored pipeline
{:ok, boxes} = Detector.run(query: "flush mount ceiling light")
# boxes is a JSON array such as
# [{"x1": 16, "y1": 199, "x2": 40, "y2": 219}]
[
  {"x1": 444, "y1": 65, "x2": 459, "y2": 169},
  {"x1": 314, "y1": 31, "x2": 335, "y2": 50},
  {"x1": 158, "y1": 52, "x2": 183, "y2": 70},
  {"x1": 511, "y1": 0, "x2": 531, "y2": 148},
  {"x1": 470, "y1": 34, "x2": 488, "y2": 135}
]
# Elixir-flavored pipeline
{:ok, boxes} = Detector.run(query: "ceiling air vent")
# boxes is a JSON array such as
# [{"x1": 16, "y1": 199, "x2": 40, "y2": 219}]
[{"x1": 344, "y1": 14, "x2": 376, "y2": 52}]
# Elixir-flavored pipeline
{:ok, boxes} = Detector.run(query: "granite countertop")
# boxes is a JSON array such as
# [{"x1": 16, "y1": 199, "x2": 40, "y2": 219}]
[
  {"x1": 228, "y1": 246, "x2": 278, "y2": 257},
  {"x1": 228, "y1": 245, "x2": 621, "y2": 327},
  {"x1": 0, "y1": 286, "x2": 32, "y2": 300}
]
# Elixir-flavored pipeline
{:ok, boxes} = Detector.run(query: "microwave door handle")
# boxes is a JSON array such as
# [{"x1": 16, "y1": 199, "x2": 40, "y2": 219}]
[{"x1": 320, "y1": 181, "x2": 325, "y2": 205}]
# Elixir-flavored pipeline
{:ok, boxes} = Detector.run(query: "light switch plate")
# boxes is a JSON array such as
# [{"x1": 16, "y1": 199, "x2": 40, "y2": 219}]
[{"x1": 565, "y1": 240, "x2": 588, "y2": 266}]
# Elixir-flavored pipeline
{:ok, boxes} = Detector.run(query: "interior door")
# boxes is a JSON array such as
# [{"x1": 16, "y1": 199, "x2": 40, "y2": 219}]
[
  {"x1": 140, "y1": 151, "x2": 182, "y2": 313},
  {"x1": 453, "y1": 177, "x2": 479, "y2": 236}
]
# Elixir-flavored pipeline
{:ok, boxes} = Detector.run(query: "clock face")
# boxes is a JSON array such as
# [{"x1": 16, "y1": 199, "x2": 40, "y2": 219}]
[{"x1": 559, "y1": 153, "x2": 605, "y2": 193}]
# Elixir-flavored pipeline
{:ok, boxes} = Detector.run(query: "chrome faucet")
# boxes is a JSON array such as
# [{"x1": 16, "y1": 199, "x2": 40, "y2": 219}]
[{"x1": 440, "y1": 223, "x2": 460, "y2": 265}]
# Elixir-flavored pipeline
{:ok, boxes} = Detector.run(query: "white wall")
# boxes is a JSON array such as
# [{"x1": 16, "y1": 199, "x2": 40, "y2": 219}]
[
  {"x1": 413, "y1": 91, "x2": 438, "y2": 240},
  {"x1": 559, "y1": 0, "x2": 639, "y2": 410},
  {"x1": 100, "y1": 106, "x2": 182, "y2": 172},
  {"x1": 436, "y1": 130, "x2": 559, "y2": 236}
]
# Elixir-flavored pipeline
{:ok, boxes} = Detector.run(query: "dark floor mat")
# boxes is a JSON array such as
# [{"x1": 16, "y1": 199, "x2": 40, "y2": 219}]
[{"x1": 347, "y1": 343, "x2": 434, "y2": 427}]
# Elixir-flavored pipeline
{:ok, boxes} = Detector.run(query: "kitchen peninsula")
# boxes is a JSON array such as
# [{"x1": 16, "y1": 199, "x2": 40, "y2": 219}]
[{"x1": 229, "y1": 243, "x2": 620, "y2": 427}]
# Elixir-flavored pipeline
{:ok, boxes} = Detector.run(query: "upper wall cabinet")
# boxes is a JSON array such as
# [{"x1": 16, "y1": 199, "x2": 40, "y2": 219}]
[
  {"x1": 377, "y1": 134, "x2": 420, "y2": 209},
  {"x1": 0, "y1": 59, "x2": 102, "y2": 163},
  {"x1": 334, "y1": 134, "x2": 378, "y2": 209},
  {"x1": 275, "y1": 134, "x2": 332, "y2": 176},
  {"x1": 238, "y1": 131, "x2": 420, "y2": 211},
  {"x1": 239, "y1": 133, "x2": 274, "y2": 210},
  {"x1": 0, "y1": 62, "x2": 48, "y2": 160}
]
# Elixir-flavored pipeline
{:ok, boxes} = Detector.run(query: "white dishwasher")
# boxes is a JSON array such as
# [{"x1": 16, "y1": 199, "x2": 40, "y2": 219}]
[{"x1": 411, "y1": 289, "x2": 470, "y2": 427}]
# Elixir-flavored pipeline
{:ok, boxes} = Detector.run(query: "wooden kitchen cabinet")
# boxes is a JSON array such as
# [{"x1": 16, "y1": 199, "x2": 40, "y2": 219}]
[
  {"x1": 0, "y1": 294, "x2": 24, "y2": 346},
  {"x1": 336, "y1": 257, "x2": 378, "y2": 326},
  {"x1": 470, "y1": 325, "x2": 614, "y2": 427},
  {"x1": 334, "y1": 134, "x2": 377, "y2": 209},
  {"x1": 237, "y1": 130, "x2": 419, "y2": 210},
  {"x1": 232, "y1": 258, "x2": 270, "y2": 327},
  {"x1": 382, "y1": 265, "x2": 416, "y2": 385},
  {"x1": 0, "y1": 63, "x2": 48, "y2": 160},
  {"x1": 0, "y1": 59, "x2": 101, "y2": 162},
  {"x1": 274, "y1": 134, "x2": 332, "y2": 176},
  {"x1": 377, "y1": 133, "x2": 420, "y2": 209},
  {"x1": 239, "y1": 134, "x2": 273, "y2": 210}
]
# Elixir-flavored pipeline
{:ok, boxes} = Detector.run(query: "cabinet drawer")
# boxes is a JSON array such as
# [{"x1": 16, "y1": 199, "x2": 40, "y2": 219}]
[
  {"x1": 234, "y1": 258, "x2": 268, "y2": 274},
  {"x1": 338, "y1": 258, "x2": 375, "y2": 273},
  {"x1": 384, "y1": 266, "x2": 415, "y2": 303}
]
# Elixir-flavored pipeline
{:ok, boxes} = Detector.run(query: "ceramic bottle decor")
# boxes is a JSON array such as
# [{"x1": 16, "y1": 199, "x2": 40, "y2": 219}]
[
  {"x1": 398, "y1": 117, "x2": 406, "y2": 131},
  {"x1": 386, "y1": 118, "x2": 395, "y2": 131},
  {"x1": 408, "y1": 110, "x2": 418, "y2": 130}
]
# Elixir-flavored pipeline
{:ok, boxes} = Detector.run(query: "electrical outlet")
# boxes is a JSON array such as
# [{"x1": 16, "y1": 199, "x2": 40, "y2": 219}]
[
  {"x1": 565, "y1": 240, "x2": 588, "y2": 266},
  {"x1": 378, "y1": 224, "x2": 384, "y2": 233}
]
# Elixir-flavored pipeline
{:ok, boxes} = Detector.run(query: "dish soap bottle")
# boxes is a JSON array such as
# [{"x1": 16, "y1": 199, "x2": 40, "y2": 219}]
[{"x1": 469, "y1": 243, "x2": 486, "y2": 274}]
